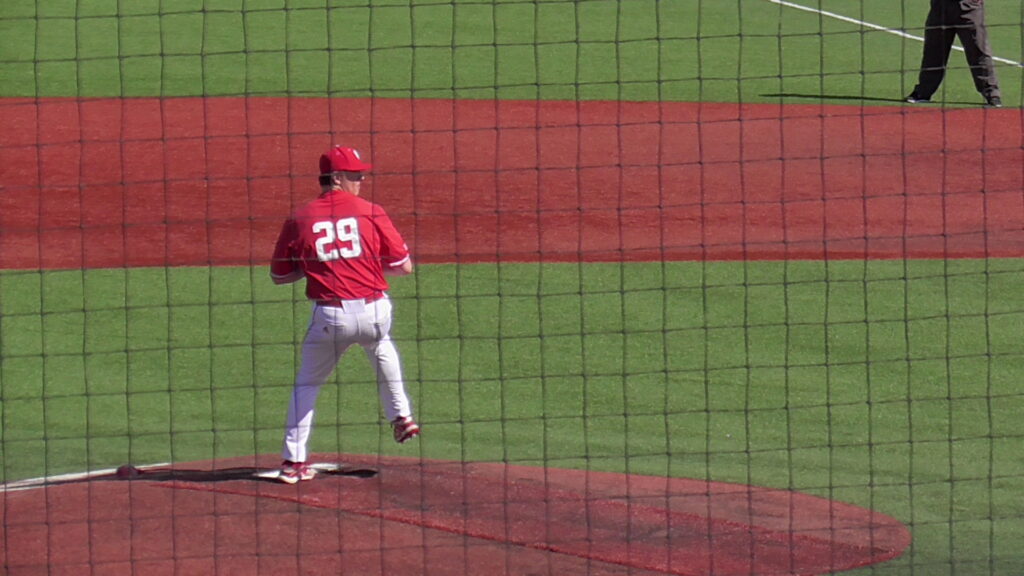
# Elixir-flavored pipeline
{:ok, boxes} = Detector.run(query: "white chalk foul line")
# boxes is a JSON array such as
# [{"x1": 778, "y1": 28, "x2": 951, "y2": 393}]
[
  {"x1": 768, "y1": 0, "x2": 1024, "y2": 68},
  {"x1": 2, "y1": 462, "x2": 347, "y2": 490},
  {"x1": 0, "y1": 463, "x2": 171, "y2": 493}
]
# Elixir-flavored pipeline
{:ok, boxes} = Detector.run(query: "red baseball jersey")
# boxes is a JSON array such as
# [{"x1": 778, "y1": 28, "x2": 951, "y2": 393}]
[{"x1": 271, "y1": 192, "x2": 410, "y2": 301}]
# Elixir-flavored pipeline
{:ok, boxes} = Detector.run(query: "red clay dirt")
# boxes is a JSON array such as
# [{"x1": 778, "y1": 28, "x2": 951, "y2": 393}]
[
  {"x1": 1, "y1": 454, "x2": 910, "y2": 576},
  {"x1": 0, "y1": 97, "x2": 1021, "y2": 269}
]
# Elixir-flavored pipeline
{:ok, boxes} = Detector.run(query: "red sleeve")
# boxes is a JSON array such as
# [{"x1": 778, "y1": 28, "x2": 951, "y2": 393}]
[
  {"x1": 374, "y1": 210, "x2": 410, "y2": 268},
  {"x1": 270, "y1": 218, "x2": 302, "y2": 279}
]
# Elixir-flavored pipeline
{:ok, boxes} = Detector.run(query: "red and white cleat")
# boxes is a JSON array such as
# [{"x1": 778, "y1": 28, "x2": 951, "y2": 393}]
[
  {"x1": 392, "y1": 416, "x2": 421, "y2": 444},
  {"x1": 278, "y1": 460, "x2": 317, "y2": 484}
]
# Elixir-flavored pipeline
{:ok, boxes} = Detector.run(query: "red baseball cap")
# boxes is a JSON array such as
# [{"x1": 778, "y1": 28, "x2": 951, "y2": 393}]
[{"x1": 319, "y1": 146, "x2": 372, "y2": 174}]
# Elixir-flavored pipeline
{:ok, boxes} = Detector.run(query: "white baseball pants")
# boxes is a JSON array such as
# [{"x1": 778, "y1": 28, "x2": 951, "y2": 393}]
[{"x1": 282, "y1": 296, "x2": 412, "y2": 463}]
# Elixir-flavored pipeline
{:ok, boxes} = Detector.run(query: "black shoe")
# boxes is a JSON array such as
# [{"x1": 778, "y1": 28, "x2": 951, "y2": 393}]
[
  {"x1": 905, "y1": 93, "x2": 930, "y2": 104},
  {"x1": 985, "y1": 96, "x2": 1002, "y2": 108}
]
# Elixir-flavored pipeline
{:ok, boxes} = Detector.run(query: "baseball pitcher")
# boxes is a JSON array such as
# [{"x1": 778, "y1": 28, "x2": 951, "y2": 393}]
[{"x1": 269, "y1": 145, "x2": 420, "y2": 484}]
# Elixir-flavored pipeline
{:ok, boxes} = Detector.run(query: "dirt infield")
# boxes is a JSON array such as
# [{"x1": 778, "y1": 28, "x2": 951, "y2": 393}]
[
  {"x1": 1, "y1": 454, "x2": 910, "y2": 575},
  {"x1": 0, "y1": 97, "x2": 1021, "y2": 269}
]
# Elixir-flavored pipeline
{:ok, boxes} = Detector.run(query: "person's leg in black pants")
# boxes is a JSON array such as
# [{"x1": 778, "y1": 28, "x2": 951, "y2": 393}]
[
  {"x1": 910, "y1": 2, "x2": 958, "y2": 99},
  {"x1": 958, "y1": 4, "x2": 1000, "y2": 100}
]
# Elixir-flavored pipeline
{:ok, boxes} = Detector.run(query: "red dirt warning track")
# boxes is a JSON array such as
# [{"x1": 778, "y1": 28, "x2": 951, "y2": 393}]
[
  {"x1": 0, "y1": 97, "x2": 1021, "y2": 269},
  {"x1": 1, "y1": 454, "x2": 910, "y2": 576}
]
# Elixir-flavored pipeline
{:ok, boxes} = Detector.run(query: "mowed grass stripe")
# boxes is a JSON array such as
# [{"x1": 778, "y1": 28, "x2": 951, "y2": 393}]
[
  {"x1": 2, "y1": 259, "x2": 1022, "y2": 471},
  {"x1": 1, "y1": 0, "x2": 1021, "y2": 105}
]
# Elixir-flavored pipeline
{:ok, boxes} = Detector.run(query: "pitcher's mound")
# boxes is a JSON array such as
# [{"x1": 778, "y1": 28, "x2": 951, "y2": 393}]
[{"x1": 1, "y1": 454, "x2": 909, "y2": 575}]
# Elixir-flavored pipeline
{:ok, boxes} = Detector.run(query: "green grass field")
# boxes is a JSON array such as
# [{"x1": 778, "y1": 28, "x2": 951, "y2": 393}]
[
  {"x1": 1, "y1": 0, "x2": 1021, "y2": 104},
  {"x1": 2, "y1": 1, "x2": 1024, "y2": 574}
]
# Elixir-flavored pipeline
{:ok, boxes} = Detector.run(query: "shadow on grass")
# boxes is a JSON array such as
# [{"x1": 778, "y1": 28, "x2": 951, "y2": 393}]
[{"x1": 760, "y1": 92, "x2": 983, "y2": 106}]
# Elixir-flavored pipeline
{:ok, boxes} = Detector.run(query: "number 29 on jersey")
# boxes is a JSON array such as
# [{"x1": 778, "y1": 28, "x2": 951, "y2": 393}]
[{"x1": 313, "y1": 218, "x2": 362, "y2": 261}]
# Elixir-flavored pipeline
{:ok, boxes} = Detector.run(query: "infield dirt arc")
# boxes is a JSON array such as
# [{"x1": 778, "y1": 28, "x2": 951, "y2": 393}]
[{"x1": 1, "y1": 97, "x2": 1021, "y2": 270}]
